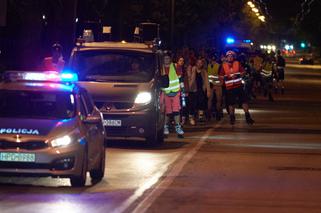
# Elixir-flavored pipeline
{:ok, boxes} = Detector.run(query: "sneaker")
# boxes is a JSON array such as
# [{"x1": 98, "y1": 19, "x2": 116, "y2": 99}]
[
  {"x1": 189, "y1": 116, "x2": 196, "y2": 126},
  {"x1": 175, "y1": 124, "x2": 184, "y2": 138},
  {"x1": 230, "y1": 114, "x2": 236, "y2": 125},
  {"x1": 164, "y1": 125, "x2": 169, "y2": 135},
  {"x1": 245, "y1": 113, "x2": 255, "y2": 125}
]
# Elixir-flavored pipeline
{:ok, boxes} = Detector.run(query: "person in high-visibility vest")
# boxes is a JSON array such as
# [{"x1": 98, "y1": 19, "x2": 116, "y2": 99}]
[
  {"x1": 162, "y1": 53, "x2": 184, "y2": 138},
  {"x1": 261, "y1": 54, "x2": 275, "y2": 102},
  {"x1": 42, "y1": 43, "x2": 65, "y2": 71},
  {"x1": 219, "y1": 51, "x2": 254, "y2": 125},
  {"x1": 207, "y1": 55, "x2": 223, "y2": 121},
  {"x1": 275, "y1": 50, "x2": 286, "y2": 94}
]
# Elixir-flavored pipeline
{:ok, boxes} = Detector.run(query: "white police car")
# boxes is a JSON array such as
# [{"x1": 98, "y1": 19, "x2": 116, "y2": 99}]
[{"x1": 0, "y1": 71, "x2": 106, "y2": 187}]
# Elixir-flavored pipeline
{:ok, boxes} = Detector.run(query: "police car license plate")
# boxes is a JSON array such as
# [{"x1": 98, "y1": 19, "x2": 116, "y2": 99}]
[
  {"x1": 0, "y1": 152, "x2": 36, "y2": 162},
  {"x1": 104, "y1": 119, "x2": 122, "y2": 127}
]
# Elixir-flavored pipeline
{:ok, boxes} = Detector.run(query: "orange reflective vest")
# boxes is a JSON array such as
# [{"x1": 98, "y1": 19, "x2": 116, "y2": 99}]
[{"x1": 222, "y1": 61, "x2": 243, "y2": 90}]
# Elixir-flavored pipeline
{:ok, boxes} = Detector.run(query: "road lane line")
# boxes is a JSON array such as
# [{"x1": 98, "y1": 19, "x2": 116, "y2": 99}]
[
  {"x1": 111, "y1": 152, "x2": 181, "y2": 213},
  {"x1": 131, "y1": 126, "x2": 217, "y2": 213},
  {"x1": 287, "y1": 64, "x2": 321, "y2": 70}
]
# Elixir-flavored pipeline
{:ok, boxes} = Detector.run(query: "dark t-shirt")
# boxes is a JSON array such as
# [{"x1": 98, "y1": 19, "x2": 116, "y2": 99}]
[
  {"x1": 277, "y1": 56, "x2": 286, "y2": 67},
  {"x1": 196, "y1": 72, "x2": 203, "y2": 92}
]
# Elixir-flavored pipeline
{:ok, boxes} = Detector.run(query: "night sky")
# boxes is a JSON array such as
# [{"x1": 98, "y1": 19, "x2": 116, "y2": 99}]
[{"x1": 267, "y1": 0, "x2": 301, "y2": 20}]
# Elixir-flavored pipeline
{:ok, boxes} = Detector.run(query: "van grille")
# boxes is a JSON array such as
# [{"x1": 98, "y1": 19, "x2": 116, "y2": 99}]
[{"x1": 96, "y1": 102, "x2": 134, "y2": 111}]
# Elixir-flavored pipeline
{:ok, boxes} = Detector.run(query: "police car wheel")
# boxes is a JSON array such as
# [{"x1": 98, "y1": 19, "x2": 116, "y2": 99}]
[
  {"x1": 90, "y1": 147, "x2": 106, "y2": 181},
  {"x1": 70, "y1": 150, "x2": 88, "y2": 187}
]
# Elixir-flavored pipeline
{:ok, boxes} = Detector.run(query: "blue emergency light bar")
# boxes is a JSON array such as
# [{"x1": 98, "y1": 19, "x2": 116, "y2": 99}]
[
  {"x1": 5, "y1": 71, "x2": 78, "y2": 83},
  {"x1": 226, "y1": 37, "x2": 235, "y2": 44}
]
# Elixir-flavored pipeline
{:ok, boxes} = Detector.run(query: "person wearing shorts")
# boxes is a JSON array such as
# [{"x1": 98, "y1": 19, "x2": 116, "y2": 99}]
[{"x1": 162, "y1": 53, "x2": 184, "y2": 138}]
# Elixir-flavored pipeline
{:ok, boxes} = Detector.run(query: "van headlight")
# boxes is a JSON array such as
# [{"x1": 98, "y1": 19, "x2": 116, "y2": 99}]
[
  {"x1": 134, "y1": 92, "x2": 152, "y2": 104},
  {"x1": 51, "y1": 135, "x2": 72, "y2": 148}
]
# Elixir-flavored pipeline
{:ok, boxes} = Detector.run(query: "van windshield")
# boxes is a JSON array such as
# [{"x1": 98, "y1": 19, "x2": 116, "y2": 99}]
[{"x1": 70, "y1": 50, "x2": 155, "y2": 83}]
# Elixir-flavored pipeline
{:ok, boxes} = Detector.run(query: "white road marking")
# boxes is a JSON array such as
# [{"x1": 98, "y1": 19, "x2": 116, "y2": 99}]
[
  {"x1": 287, "y1": 64, "x2": 321, "y2": 69},
  {"x1": 131, "y1": 127, "x2": 216, "y2": 213},
  {"x1": 111, "y1": 153, "x2": 181, "y2": 213}
]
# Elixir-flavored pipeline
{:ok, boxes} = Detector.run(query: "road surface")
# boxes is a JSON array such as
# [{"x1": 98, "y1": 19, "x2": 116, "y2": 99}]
[{"x1": 0, "y1": 64, "x2": 321, "y2": 213}]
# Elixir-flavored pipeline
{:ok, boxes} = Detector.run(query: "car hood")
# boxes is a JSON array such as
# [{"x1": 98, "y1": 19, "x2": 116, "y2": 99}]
[
  {"x1": 77, "y1": 80, "x2": 154, "y2": 103},
  {"x1": 0, "y1": 118, "x2": 77, "y2": 141}
]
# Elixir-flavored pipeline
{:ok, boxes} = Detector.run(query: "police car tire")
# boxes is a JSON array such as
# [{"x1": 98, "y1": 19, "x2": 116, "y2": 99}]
[
  {"x1": 70, "y1": 150, "x2": 88, "y2": 187},
  {"x1": 90, "y1": 147, "x2": 106, "y2": 181}
]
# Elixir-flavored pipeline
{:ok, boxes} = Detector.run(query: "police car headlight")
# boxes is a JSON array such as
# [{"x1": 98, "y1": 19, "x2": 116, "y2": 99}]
[
  {"x1": 135, "y1": 92, "x2": 152, "y2": 104},
  {"x1": 51, "y1": 135, "x2": 72, "y2": 148}
]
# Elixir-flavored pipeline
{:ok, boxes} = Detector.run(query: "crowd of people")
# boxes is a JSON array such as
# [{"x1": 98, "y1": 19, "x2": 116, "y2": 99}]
[{"x1": 162, "y1": 47, "x2": 286, "y2": 138}]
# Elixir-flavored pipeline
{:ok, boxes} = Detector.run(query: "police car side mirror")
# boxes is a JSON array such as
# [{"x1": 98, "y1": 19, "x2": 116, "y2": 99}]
[
  {"x1": 158, "y1": 75, "x2": 169, "y2": 88},
  {"x1": 83, "y1": 115, "x2": 101, "y2": 124}
]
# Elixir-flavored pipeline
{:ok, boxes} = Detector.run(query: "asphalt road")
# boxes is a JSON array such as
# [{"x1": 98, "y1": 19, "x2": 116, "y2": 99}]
[{"x1": 0, "y1": 64, "x2": 321, "y2": 213}]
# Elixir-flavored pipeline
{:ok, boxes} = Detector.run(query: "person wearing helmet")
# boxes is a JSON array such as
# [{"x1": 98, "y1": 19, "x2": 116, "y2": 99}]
[
  {"x1": 43, "y1": 43, "x2": 65, "y2": 71},
  {"x1": 219, "y1": 50, "x2": 254, "y2": 125}
]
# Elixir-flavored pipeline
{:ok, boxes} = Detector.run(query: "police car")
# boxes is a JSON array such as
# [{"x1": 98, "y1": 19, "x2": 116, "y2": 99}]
[
  {"x1": 68, "y1": 40, "x2": 168, "y2": 146},
  {"x1": 0, "y1": 71, "x2": 106, "y2": 187}
]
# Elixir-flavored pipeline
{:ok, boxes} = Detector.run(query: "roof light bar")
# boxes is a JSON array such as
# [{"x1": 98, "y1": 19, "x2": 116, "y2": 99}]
[{"x1": 5, "y1": 71, "x2": 78, "y2": 83}]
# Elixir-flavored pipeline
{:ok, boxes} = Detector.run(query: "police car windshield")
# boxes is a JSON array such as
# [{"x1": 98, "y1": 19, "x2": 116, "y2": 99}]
[
  {"x1": 0, "y1": 90, "x2": 75, "y2": 119},
  {"x1": 71, "y1": 50, "x2": 155, "y2": 83}
]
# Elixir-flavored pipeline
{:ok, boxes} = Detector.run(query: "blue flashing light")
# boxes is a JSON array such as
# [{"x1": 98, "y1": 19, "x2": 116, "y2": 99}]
[
  {"x1": 5, "y1": 71, "x2": 78, "y2": 83},
  {"x1": 243, "y1": 39, "x2": 252, "y2": 43},
  {"x1": 300, "y1": 42, "x2": 306, "y2": 48},
  {"x1": 60, "y1": 72, "x2": 78, "y2": 82},
  {"x1": 226, "y1": 37, "x2": 235, "y2": 44}
]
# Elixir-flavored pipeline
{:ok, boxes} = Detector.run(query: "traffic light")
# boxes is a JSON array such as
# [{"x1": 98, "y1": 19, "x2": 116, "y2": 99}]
[{"x1": 300, "y1": 42, "x2": 306, "y2": 48}]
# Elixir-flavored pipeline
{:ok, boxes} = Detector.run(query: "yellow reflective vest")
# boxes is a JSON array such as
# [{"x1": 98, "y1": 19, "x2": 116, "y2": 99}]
[
  {"x1": 163, "y1": 63, "x2": 180, "y2": 94},
  {"x1": 207, "y1": 63, "x2": 220, "y2": 85}
]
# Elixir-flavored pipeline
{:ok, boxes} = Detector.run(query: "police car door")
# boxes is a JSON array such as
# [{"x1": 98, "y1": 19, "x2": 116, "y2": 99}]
[{"x1": 79, "y1": 91, "x2": 100, "y2": 167}]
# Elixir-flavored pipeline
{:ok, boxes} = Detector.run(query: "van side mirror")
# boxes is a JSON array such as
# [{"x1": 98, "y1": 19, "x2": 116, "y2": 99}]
[{"x1": 158, "y1": 75, "x2": 169, "y2": 88}]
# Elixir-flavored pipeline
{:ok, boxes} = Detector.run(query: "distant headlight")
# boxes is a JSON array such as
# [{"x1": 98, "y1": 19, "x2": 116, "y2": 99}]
[
  {"x1": 134, "y1": 92, "x2": 152, "y2": 104},
  {"x1": 51, "y1": 135, "x2": 72, "y2": 148}
]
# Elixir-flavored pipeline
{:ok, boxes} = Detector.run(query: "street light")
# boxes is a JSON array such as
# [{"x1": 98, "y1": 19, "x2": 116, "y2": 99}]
[
  {"x1": 258, "y1": 15, "x2": 265, "y2": 22},
  {"x1": 252, "y1": 7, "x2": 259, "y2": 13}
]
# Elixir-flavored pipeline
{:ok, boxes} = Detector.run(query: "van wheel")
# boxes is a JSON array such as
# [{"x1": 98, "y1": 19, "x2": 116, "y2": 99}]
[
  {"x1": 146, "y1": 126, "x2": 164, "y2": 147},
  {"x1": 90, "y1": 147, "x2": 106, "y2": 181},
  {"x1": 70, "y1": 150, "x2": 88, "y2": 187}
]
